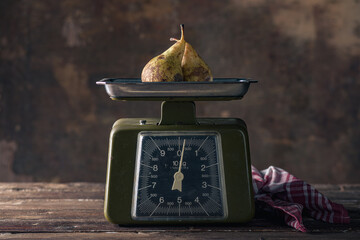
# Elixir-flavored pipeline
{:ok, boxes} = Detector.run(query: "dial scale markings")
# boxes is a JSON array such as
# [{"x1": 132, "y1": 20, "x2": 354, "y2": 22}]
[{"x1": 132, "y1": 132, "x2": 227, "y2": 220}]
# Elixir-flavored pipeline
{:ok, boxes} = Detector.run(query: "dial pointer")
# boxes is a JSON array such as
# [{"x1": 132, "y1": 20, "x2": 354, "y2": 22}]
[{"x1": 172, "y1": 139, "x2": 186, "y2": 192}]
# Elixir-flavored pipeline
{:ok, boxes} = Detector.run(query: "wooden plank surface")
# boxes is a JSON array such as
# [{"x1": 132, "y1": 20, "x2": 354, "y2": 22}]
[{"x1": 0, "y1": 183, "x2": 359, "y2": 239}]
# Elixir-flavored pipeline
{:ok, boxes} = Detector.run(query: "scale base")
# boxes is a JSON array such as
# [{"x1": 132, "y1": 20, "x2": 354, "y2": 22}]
[{"x1": 104, "y1": 117, "x2": 254, "y2": 225}]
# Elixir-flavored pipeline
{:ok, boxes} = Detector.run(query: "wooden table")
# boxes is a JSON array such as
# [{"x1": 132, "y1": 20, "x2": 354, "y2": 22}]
[{"x1": 0, "y1": 183, "x2": 359, "y2": 239}]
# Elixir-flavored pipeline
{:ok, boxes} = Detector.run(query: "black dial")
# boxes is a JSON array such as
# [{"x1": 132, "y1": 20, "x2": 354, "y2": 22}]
[{"x1": 132, "y1": 131, "x2": 227, "y2": 220}]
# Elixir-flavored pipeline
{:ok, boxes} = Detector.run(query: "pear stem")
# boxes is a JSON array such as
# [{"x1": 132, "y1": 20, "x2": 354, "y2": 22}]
[{"x1": 180, "y1": 24, "x2": 184, "y2": 41}]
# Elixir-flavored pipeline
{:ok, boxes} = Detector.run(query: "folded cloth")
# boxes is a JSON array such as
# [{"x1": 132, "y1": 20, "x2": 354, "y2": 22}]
[{"x1": 252, "y1": 165, "x2": 350, "y2": 232}]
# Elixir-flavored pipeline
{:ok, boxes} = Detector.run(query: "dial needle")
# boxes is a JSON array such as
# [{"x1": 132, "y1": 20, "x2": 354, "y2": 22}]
[{"x1": 172, "y1": 139, "x2": 186, "y2": 192}]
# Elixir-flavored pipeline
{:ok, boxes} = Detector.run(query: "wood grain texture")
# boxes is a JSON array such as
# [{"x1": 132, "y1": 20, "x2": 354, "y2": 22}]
[{"x1": 0, "y1": 183, "x2": 358, "y2": 239}]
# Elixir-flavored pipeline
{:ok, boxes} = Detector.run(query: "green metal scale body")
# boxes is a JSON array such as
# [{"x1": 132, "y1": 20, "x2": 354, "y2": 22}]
[{"x1": 98, "y1": 78, "x2": 256, "y2": 225}]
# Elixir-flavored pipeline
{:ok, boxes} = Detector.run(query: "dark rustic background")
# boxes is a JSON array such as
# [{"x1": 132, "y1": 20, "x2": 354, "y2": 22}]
[{"x1": 1, "y1": 0, "x2": 359, "y2": 183}]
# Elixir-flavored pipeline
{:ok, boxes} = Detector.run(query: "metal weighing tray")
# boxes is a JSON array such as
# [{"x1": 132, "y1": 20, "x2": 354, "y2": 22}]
[{"x1": 96, "y1": 78, "x2": 257, "y2": 101}]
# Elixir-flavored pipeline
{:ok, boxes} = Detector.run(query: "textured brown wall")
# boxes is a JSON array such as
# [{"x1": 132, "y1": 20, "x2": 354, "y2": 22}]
[{"x1": 1, "y1": 0, "x2": 359, "y2": 183}]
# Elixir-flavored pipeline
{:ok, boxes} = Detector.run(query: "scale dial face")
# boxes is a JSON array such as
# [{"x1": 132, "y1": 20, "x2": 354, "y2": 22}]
[{"x1": 132, "y1": 131, "x2": 227, "y2": 221}]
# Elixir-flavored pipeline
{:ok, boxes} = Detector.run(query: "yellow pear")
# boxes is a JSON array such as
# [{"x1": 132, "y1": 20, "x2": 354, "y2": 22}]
[
  {"x1": 170, "y1": 38, "x2": 213, "y2": 82},
  {"x1": 141, "y1": 25, "x2": 185, "y2": 82}
]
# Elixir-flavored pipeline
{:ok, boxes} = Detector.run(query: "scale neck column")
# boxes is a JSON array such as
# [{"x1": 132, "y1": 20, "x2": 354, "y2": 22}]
[{"x1": 159, "y1": 101, "x2": 198, "y2": 125}]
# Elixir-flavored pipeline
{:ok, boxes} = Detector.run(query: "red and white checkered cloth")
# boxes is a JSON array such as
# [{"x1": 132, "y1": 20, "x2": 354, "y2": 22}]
[{"x1": 252, "y1": 165, "x2": 350, "y2": 232}]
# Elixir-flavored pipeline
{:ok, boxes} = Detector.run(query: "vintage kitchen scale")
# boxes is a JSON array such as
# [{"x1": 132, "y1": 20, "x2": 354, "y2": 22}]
[{"x1": 97, "y1": 78, "x2": 257, "y2": 225}]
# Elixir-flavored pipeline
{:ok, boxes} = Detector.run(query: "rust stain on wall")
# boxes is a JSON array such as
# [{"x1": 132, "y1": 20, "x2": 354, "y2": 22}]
[
  {"x1": 271, "y1": 1, "x2": 360, "y2": 55},
  {"x1": 0, "y1": 140, "x2": 32, "y2": 181},
  {"x1": 52, "y1": 57, "x2": 96, "y2": 128},
  {"x1": 62, "y1": 16, "x2": 83, "y2": 47}
]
